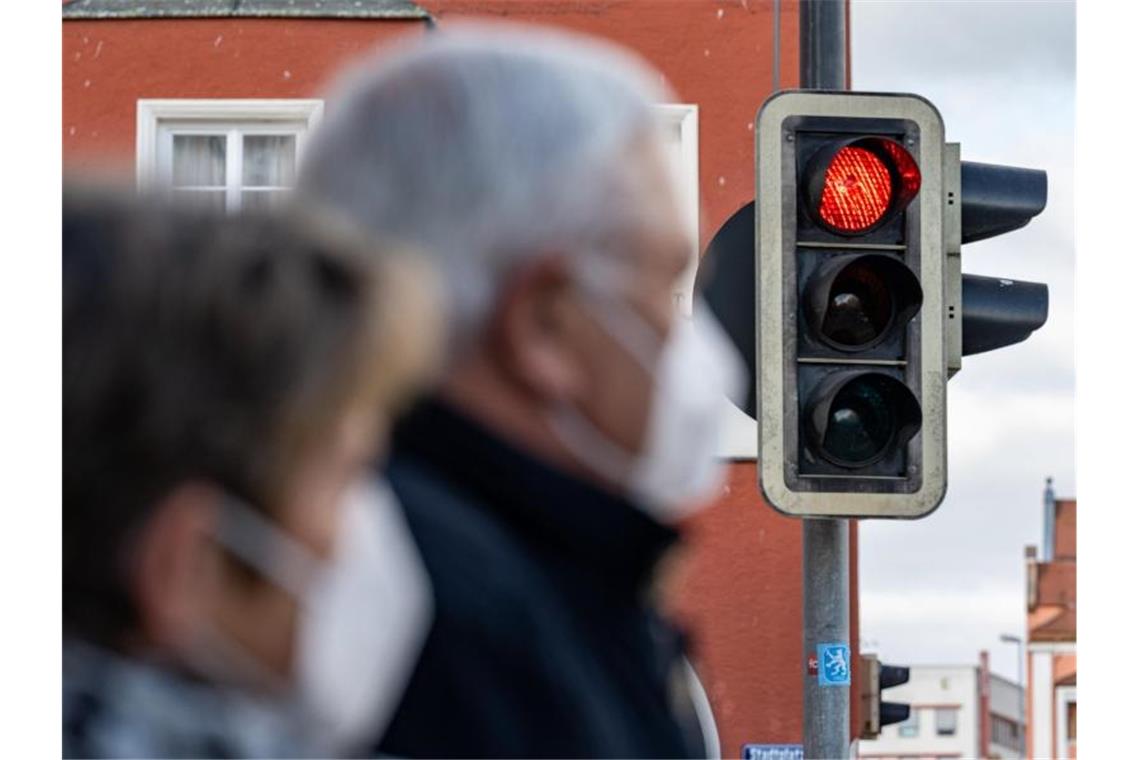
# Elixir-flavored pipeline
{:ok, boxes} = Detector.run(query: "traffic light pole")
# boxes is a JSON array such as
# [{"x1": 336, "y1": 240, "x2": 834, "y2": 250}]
[{"x1": 799, "y1": 3, "x2": 851, "y2": 759}]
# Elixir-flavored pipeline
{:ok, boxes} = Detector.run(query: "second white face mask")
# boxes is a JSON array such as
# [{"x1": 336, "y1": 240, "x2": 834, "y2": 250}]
[
  {"x1": 295, "y1": 479, "x2": 433, "y2": 754},
  {"x1": 205, "y1": 477, "x2": 433, "y2": 756}
]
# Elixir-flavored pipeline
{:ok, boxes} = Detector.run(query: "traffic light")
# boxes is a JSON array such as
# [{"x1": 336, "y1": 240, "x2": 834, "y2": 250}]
[
  {"x1": 716, "y1": 89, "x2": 1050, "y2": 518},
  {"x1": 754, "y1": 91, "x2": 946, "y2": 518},
  {"x1": 859, "y1": 655, "x2": 911, "y2": 739}
]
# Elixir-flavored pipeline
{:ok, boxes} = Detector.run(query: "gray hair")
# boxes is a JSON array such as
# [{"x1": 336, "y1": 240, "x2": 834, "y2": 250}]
[{"x1": 298, "y1": 23, "x2": 675, "y2": 346}]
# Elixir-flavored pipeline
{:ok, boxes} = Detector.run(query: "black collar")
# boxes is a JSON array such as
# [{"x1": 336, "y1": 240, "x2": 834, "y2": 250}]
[{"x1": 390, "y1": 398, "x2": 680, "y2": 597}]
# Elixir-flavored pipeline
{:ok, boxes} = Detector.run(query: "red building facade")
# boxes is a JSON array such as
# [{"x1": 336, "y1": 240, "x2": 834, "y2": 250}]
[{"x1": 63, "y1": 1, "x2": 859, "y2": 754}]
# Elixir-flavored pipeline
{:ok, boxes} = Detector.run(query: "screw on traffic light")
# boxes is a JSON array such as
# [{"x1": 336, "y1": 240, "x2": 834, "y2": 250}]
[
  {"x1": 859, "y1": 654, "x2": 911, "y2": 740},
  {"x1": 696, "y1": 90, "x2": 1050, "y2": 519}
]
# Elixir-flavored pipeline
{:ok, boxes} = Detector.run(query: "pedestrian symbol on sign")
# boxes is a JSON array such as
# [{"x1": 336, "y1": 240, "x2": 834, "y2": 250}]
[{"x1": 817, "y1": 643, "x2": 850, "y2": 686}]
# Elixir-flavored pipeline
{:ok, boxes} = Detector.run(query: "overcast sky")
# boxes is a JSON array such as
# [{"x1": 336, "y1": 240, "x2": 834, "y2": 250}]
[{"x1": 850, "y1": 0, "x2": 1075, "y2": 683}]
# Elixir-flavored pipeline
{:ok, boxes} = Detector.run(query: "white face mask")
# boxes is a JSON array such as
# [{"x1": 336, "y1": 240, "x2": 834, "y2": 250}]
[
  {"x1": 550, "y1": 273, "x2": 746, "y2": 522},
  {"x1": 188, "y1": 478, "x2": 432, "y2": 755}
]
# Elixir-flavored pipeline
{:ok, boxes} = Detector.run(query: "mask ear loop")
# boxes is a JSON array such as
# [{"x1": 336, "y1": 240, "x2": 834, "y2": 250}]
[
  {"x1": 214, "y1": 496, "x2": 322, "y2": 602},
  {"x1": 571, "y1": 252, "x2": 670, "y2": 374},
  {"x1": 180, "y1": 616, "x2": 293, "y2": 697},
  {"x1": 547, "y1": 403, "x2": 639, "y2": 488},
  {"x1": 546, "y1": 252, "x2": 686, "y2": 492}
]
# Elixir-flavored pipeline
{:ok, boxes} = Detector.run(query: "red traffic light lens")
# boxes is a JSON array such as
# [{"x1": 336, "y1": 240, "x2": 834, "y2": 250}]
[
  {"x1": 808, "y1": 137, "x2": 922, "y2": 235},
  {"x1": 881, "y1": 139, "x2": 921, "y2": 198},
  {"x1": 818, "y1": 146, "x2": 893, "y2": 232}
]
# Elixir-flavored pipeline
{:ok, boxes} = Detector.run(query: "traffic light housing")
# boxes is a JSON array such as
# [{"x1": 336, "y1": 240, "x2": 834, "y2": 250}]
[
  {"x1": 756, "y1": 91, "x2": 948, "y2": 518},
  {"x1": 734, "y1": 90, "x2": 1049, "y2": 519},
  {"x1": 859, "y1": 655, "x2": 911, "y2": 739}
]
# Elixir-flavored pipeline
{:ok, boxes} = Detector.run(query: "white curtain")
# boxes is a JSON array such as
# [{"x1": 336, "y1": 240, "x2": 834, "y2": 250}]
[
  {"x1": 242, "y1": 135, "x2": 296, "y2": 187},
  {"x1": 172, "y1": 135, "x2": 225, "y2": 187}
]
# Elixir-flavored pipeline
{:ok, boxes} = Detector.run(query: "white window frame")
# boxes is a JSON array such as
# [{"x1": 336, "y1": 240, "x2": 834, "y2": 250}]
[
  {"x1": 136, "y1": 99, "x2": 324, "y2": 211},
  {"x1": 653, "y1": 103, "x2": 700, "y2": 315}
]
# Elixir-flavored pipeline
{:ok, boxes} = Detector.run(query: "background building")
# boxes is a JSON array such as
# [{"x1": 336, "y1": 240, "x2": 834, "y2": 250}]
[
  {"x1": 62, "y1": 1, "x2": 858, "y2": 755},
  {"x1": 1026, "y1": 482, "x2": 1077, "y2": 759},
  {"x1": 989, "y1": 670, "x2": 1025, "y2": 759}
]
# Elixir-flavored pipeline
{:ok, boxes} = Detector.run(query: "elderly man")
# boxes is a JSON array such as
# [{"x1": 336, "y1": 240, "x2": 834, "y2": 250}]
[{"x1": 299, "y1": 25, "x2": 743, "y2": 758}]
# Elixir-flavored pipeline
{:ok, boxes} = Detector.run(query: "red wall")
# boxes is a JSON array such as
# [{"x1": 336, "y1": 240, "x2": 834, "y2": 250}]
[
  {"x1": 63, "y1": 17, "x2": 427, "y2": 174},
  {"x1": 64, "y1": 3, "x2": 860, "y2": 755}
]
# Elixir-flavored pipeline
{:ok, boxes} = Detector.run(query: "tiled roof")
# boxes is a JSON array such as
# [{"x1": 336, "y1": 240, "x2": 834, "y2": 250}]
[{"x1": 63, "y1": 0, "x2": 429, "y2": 19}]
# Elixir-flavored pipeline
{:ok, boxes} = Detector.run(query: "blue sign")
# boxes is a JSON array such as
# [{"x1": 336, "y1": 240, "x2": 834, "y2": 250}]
[
  {"x1": 817, "y1": 643, "x2": 851, "y2": 686},
  {"x1": 742, "y1": 744, "x2": 803, "y2": 760}
]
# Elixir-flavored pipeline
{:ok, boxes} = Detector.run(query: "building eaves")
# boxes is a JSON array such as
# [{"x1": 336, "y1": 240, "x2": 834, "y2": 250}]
[
  {"x1": 1029, "y1": 605, "x2": 1076, "y2": 643},
  {"x1": 62, "y1": 0, "x2": 430, "y2": 20}
]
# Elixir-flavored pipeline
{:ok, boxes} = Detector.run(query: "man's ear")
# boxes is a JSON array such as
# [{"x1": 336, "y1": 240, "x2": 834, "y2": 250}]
[
  {"x1": 487, "y1": 255, "x2": 588, "y2": 403},
  {"x1": 129, "y1": 482, "x2": 222, "y2": 651}
]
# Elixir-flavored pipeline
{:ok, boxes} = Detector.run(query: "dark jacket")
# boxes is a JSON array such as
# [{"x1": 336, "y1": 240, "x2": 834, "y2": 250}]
[{"x1": 377, "y1": 400, "x2": 706, "y2": 759}]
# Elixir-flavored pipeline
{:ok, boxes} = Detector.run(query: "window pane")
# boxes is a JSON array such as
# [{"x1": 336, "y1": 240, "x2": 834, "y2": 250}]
[
  {"x1": 240, "y1": 189, "x2": 289, "y2": 211},
  {"x1": 172, "y1": 135, "x2": 226, "y2": 187},
  {"x1": 243, "y1": 134, "x2": 296, "y2": 187},
  {"x1": 171, "y1": 189, "x2": 226, "y2": 212},
  {"x1": 899, "y1": 708, "x2": 920, "y2": 737},
  {"x1": 935, "y1": 707, "x2": 957, "y2": 736}
]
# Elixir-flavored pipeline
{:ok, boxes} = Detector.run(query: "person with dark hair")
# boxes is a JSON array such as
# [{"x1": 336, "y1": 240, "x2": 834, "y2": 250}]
[{"x1": 62, "y1": 190, "x2": 442, "y2": 758}]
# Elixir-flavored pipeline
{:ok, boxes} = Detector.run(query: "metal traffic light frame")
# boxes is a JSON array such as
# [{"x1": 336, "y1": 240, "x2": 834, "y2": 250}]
[{"x1": 756, "y1": 90, "x2": 948, "y2": 519}]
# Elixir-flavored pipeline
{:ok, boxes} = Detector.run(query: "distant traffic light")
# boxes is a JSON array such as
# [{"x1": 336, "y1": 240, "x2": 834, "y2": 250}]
[
  {"x1": 695, "y1": 90, "x2": 1049, "y2": 518},
  {"x1": 859, "y1": 655, "x2": 911, "y2": 739}
]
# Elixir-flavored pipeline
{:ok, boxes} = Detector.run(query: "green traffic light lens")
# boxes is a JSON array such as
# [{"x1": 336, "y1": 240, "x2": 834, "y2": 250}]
[
  {"x1": 805, "y1": 371, "x2": 922, "y2": 470},
  {"x1": 820, "y1": 259, "x2": 894, "y2": 349},
  {"x1": 821, "y1": 376, "x2": 896, "y2": 467}
]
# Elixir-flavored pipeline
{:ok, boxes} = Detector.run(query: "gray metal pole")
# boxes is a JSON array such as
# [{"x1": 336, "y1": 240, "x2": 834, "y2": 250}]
[
  {"x1": 800, "y1": 0, "x2": 846, "y2": 90},
  {"x1": 802, "y1": 519, "x2": 850, "y2": 759},
  {"x1": 799, "y1": 3, "x2": 850, "y2": 759}
]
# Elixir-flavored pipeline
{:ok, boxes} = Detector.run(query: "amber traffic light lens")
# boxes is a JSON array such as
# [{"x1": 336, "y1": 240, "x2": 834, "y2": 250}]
[
  {"x1": 804, "y1": 254, "x2": 923, "y2": 353},
  {"x1": 820, "y1": 258, "x2": 894, "y2": 349}
]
